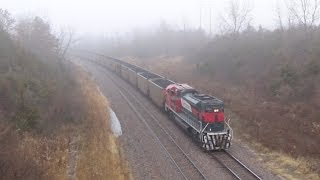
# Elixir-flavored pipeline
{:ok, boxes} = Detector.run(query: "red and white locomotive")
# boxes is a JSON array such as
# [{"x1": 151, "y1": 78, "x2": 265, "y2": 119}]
[{"x1": 164, "y1": 84, "x2": 232, "y2": 150}]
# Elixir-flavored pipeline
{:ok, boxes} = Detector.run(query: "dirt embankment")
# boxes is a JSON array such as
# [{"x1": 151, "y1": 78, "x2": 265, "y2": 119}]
[
  {"x1": 122, "y1": 55, "x2": 320, "y2": 179},
  {"x1": 0, "y1": 68, "x2": 132, "y2": 179}
]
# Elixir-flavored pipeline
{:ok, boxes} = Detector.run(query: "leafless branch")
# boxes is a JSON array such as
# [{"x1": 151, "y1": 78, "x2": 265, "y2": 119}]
[
  {"x1": 0, "y1": 9, "x2": 15, "y2": 32},
  {"x1": 57, "y1": 27, "x2": 79, "y2": 58},
  {"x1": 287, "y1": 0, "x2": 320, "y2": 31},
  {"x1": 219, "y1": 0, "x2": 252, "y2": 35},
  {"x1": 275, "y1": 2, "x2": 284, "y2": 31}
]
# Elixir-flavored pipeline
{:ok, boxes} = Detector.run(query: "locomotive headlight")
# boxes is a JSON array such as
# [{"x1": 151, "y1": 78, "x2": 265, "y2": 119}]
[{"x1": 214, "y1": 109, "x2": 219, "y2": 112}]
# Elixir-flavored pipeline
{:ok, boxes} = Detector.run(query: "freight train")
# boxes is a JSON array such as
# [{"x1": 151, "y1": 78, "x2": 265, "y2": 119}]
[{"x1": 91, "y1": 54, "x2": 233, "y2": 150}]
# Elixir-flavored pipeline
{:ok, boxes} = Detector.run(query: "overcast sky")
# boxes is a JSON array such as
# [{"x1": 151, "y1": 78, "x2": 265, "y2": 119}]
[{"x1": 1, "y1": 0, "x2": 286, "y2": 35}]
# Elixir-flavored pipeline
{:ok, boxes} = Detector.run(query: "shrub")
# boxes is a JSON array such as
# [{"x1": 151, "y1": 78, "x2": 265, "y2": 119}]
[
  {"x1": 304, "y1": 60, "x2": 320, "y2": 77},
  {"x1": 280, "y1": 64, "x2": 299, "y2": 87},
  {"x1": 14, "y1": 107, "x2": 39, "y2": 131}
]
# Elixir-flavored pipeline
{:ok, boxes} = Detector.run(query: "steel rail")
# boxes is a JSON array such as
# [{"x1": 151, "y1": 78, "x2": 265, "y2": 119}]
[
  {"x1": 212, "y1": 150, "x2": 262, "y2": 180},
  {"x1": 223, "y1": 150, "x2": 262, "y2": 180},
  {"x1": 211, "y1": 154, "x2": 242, "y2": 180}
]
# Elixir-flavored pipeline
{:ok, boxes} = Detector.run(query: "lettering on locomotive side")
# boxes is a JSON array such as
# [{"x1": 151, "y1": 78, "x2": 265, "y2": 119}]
[{"x1": 181, "y1": 98, "x2": 192, "y2": 112}]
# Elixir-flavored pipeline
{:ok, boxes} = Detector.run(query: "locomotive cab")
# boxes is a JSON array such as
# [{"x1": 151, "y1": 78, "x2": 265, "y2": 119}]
[
  {"x1": 182, "y1": 93, "x2": 225, "y2": 133},
  {"x1": 202, "y1": 103, "x2": 225, "y2": 132}
]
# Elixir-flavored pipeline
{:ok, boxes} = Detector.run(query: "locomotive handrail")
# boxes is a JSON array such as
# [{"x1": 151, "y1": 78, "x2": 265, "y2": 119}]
[
  {"x1": 225, "y1": 119, "x2": 233, "y2": 140},
  {"x1": 200, "y1": 123, "x2": 209, "y2": 133}
]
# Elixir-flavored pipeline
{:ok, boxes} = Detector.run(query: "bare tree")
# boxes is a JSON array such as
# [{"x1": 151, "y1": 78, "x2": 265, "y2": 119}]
[
  {"x1": 275, "y1": 2, "x2": 285, "y2": 32},
  {"x1": 287, "y1": 0, "x2": 320, "y2": 31},
  {"x1": 15, "y1": 16, "x2": 58, "y2": 55},
  {"x1": 57, "y1": 27, "x2": 78, "y2": 58},
  {"x1": 0, "y1": 9, "x2": 15, "y2": 33},
  {"x1": 288, "y1": 12, "x2": 295, "y2": 29},
  {"x1": 219, "y1": 0, "x2": 252, "y2": 35}
]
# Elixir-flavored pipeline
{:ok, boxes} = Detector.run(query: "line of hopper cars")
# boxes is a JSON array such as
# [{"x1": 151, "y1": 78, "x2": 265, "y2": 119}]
[{"x1": 93, "y1": 55, "x2": 233, "y2": 151}]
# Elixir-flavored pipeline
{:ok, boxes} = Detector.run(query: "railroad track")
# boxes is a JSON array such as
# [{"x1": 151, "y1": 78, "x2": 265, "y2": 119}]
[
  {"x1": 212, "y1": 150, "x2": 262, "y2": 180},
  {"x1": 77, "y1": 57, "x2": 208, "y2": 180},
  {"x1": 76, "y1": 55, "x2": 262, "y2": 180}
]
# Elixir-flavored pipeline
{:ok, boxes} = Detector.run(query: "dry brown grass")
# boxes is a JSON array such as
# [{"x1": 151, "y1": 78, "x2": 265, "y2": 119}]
[
  {"x1": 0, "y1": 125, "x2": 71, "y2": 179},
  {"x1": 75, "y1": 71, "x2": 132, "y2": 180},
  {"x1": 229, "y1": 109, "x2": 320, "y2": 180},
  {"x1": 248, "y1": 142, "x2": 320, "y2": 180}
]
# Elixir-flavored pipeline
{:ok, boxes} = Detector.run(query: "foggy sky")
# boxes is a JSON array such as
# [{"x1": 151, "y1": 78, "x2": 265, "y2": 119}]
[{"x1": 1, "y1": 0, "x2": 285, "y2": 35}]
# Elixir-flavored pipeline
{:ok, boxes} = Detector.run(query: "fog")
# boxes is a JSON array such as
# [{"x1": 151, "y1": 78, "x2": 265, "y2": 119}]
[
  {"x1": 2, "y1": 0, "x2": 283, "y2": 35},
  {"x1": 1, "y1": 0, "x2": 320, "y2": 178}
]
